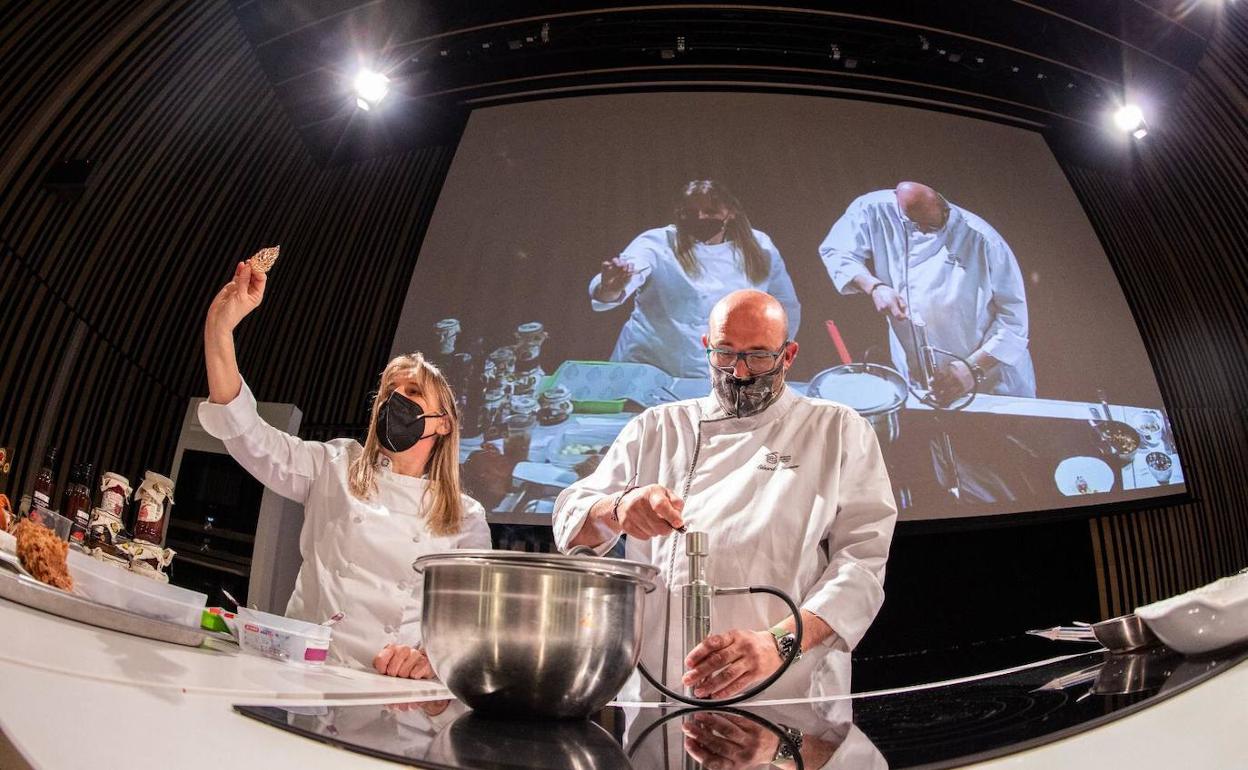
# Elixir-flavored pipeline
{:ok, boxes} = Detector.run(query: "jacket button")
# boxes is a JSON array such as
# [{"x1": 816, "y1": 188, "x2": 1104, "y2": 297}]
[
  {"x1": 397, "y1": 581, "x2": 408, "y2": 591},
  {"x1": 384, "y1": 625, "x2": 395, "y2": 634},
  {"x1": 411, "y1": 535, "x2": 420, "y2": 543},
  {"x1": 353, "y1": 516, "x2": 363, "y2": 524}
]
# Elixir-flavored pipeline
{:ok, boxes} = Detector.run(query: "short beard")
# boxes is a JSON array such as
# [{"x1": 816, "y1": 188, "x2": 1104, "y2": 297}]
[{"x1": 712, "y1": 367, "x2": 786, "y2": 418}]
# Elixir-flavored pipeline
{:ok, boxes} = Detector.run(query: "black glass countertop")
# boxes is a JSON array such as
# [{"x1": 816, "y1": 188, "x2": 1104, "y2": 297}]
[{"x1": 236, "y1": 644, "x2": 1248, "y2": 769}]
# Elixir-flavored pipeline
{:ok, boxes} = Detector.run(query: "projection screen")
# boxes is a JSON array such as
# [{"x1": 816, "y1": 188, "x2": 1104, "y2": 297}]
[{"x1": 391, "y1": 92, "x2": 1185, "y2": 521}]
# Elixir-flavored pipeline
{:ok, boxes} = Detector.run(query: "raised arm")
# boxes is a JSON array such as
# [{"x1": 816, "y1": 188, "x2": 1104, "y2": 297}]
[
  {"x1": 205, "y1": 260, "x2": 265, "y2": 404},
  {"x1": 199, "y1": 260, "x2": 334, "y2": 504}
]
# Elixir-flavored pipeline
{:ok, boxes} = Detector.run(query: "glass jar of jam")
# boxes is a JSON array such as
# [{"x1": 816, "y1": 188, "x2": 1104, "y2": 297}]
[{"x1": 133, "y1": 471, "x2": 175, "y2": 545}]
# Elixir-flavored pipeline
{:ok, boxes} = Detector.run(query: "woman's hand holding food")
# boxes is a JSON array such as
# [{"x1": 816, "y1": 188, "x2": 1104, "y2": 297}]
[
  {"x1": 373, "y1": 644, "x2": 436, "y2": 679},
  {"x1": 595, "y1": 257, "x2": 635, "y2": 302}
]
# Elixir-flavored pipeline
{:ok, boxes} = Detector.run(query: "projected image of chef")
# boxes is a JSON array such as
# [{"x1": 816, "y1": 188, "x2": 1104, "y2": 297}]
[
  {"x1": 819, "y1": 182, "x2": 1035, "y2": 404},
  {"x1": 589, "y1": 179, "x2": 801, "y2": 377}
]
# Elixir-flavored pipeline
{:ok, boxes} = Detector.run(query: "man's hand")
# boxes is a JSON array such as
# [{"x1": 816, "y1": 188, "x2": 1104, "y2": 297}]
[
  {"x1": 594, "y1": 257, "x2": 635, "y2": 302},
  {"x1": 870, "y1": 284, "x2": 908, "y2": 321},
  {"x1": 602, "y1": 483, "x2": 684, "y2": 540},
  {"x1": 373, "y1": 644, "x2": 435, "y2": 679},
  {"x1": 681, "y1": 711, "x2": 780, "y2": 770},
  {"x1": 682, "y1": 629, "x2": 782, "y2": 699},
  {"x1": 931, "y1": 359, "x2": 975, "y2": 405}
]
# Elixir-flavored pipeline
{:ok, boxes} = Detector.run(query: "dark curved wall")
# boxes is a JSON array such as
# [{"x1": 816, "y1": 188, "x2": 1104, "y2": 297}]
[{"x1": 1, "y1": 1, "x2": 1244, "y2": 657}]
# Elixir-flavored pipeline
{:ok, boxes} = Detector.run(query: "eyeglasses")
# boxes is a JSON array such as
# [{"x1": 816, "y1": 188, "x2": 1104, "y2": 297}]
[{"x1": 706, "y1": 342, "x2": 789, "y2": 375}]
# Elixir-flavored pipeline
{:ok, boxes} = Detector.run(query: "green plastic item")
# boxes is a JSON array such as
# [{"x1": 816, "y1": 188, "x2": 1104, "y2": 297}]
[
  {"x1": 540, "y1": 360, "x2": 629, "y2": 414},
  {"x1": 201, "y1": 609, "x2": 231, "y2": 633}
]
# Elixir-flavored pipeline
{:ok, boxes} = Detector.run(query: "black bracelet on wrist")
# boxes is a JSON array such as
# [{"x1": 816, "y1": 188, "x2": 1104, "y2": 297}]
[{"x1": 611, "y1": 485, "x2": 639, "y2": 525}]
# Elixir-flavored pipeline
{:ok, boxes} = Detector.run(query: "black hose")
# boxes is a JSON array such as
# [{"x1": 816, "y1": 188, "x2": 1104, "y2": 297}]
[
  {"x1": 625, "y1": 705, "x2": 805, "y2": 770},
  {"x1": 908, "y1": 346, "x2": 979, "y2": 411},
  {"x1": 636, "y1": 585, "x2": 804, "y2": 708}
]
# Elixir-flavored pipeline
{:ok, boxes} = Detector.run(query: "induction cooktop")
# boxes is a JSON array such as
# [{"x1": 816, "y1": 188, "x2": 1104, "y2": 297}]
[{"x1": 235, "y1": 644, "x2": 1247, "y2": 769}]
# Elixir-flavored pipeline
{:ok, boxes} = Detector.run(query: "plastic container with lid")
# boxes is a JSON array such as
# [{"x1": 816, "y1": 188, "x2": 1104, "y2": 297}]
[
  {"x1": 235, "y1": 607, "x2": 332, "y2": 665},
  {"x1": 26, "y1": 506, "x2": 72, "y2": 541},
  {"x1": 66, "y1": 549, "x2": 206, "y2": 627}
]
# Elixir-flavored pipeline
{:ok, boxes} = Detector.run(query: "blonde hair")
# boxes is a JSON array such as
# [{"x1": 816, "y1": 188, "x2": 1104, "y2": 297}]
[{"x1": 348, "y1": 353, "x2": 465, "y2": 536}]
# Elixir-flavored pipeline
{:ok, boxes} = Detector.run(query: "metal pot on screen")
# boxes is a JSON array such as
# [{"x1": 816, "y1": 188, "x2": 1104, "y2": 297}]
[{"x1": 806, "y1": 363, "x2": 908, "y2": 445}]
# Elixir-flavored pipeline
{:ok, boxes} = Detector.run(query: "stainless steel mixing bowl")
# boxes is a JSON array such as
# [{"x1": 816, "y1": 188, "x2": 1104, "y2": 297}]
[{"x1": 413, "y1": 550, "x2": 659, "y2": 719}]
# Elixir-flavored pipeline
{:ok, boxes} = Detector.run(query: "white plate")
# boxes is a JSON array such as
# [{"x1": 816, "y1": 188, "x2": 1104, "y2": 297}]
[
  {"x1": 1136, "y1": 572, "x2": 1248, "y2": 656},
  {"x1": 1054, "y1": 456, "x2": 1114, "y2": 496}
]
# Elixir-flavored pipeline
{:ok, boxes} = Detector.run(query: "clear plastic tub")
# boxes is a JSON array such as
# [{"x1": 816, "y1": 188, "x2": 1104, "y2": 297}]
[
  {"x1": 236, "y1": 607, "x2": 332, "y2": 665},
  {"x1": 66, "y1": 549, "x2": 206, "y2": 627},
  {"x1": 26, "y1": 507, "x2": 72, "y2": 541}
]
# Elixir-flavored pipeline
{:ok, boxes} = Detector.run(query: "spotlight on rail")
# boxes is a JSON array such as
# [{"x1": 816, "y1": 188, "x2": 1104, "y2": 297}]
[
  {"x1": 1113, "y1": 104, "x2": 1148, "y2": 139},
  {"x1": 354, "y1": 69, "x2": 390, "y2": 111}
]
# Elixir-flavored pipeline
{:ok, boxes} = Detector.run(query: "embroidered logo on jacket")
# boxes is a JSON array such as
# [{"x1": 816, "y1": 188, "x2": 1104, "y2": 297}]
[{"x1": 757, "y1": 451, "x2": 800, "y2": 472}]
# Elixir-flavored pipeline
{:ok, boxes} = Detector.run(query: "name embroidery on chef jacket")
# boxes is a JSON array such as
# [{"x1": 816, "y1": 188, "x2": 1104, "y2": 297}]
[{"x1": 757, "y1": 451, "x2": 800, "y2": 472}]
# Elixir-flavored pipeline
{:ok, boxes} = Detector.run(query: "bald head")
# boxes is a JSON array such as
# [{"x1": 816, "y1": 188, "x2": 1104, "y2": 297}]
[
  {"x1": 895, "y1": 181, "x2": 949, "y2": 233},
  {"x1": 708, "y1": 289, "x2": 783, "y2": 349}
]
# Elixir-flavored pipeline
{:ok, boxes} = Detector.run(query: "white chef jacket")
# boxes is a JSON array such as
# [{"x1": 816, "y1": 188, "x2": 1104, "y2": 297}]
[
  {"x1": 197, "y1": 381, "x2": 491, "y2": 670},
  {"x1": 552, "y1": 385, "x2": 897, "y2": 699},
  {"x1": 819, "y1": 190, "x2": 1036, "y2": 397},
  {"x1": 589, "y1": 225, "x2": 802, "y2": 378}
]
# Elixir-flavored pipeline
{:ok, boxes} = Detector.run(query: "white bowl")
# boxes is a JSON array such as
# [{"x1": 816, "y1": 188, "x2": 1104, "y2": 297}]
[
  {"x1": 1054, "y1": 456, "x2": 1114, "y2": 496},
  {"x1": 1136, "y1": 572, "x2": 1248, "y2": 656}
]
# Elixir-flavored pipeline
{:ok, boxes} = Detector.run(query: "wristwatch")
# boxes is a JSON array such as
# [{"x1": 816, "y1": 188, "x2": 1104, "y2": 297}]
[
  {"x1": 970, "y1": 362, "x2": 988, "y2": 385},
  {"x1": 771, "y1": 722, "x2": 804, "y2": 763},
  {"x1": 769, "y1": 627, "x2": 801, "y2": 662}
]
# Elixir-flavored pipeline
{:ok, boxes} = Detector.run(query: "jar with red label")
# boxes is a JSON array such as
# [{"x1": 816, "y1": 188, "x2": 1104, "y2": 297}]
[
  {"x1": 133, "y1": 471, "x2": 175, "y2": 545},
  {"x1": 97, "y1": 472, "x2": 132, "y2": 518}
]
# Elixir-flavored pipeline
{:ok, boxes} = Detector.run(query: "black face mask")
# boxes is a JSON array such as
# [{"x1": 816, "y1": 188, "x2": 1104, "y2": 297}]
[
  {"x1": 682, "y1": 217, "x2": 727, "y2": 243},
  {"x1": 376, "y1": 391, "x2": 441, "y2": 453},
  {"x1": 711, "y1": 361, "x2": 787, "y2": 418}
]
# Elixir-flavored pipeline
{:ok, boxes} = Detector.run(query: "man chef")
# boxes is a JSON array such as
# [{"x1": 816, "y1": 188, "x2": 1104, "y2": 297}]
[
  {"x1": 553, "y1": 289, "x2": 897, "y2": 700},
  {"x1": 818, "y1": 181, "x2": 1035, "y2": 404}
]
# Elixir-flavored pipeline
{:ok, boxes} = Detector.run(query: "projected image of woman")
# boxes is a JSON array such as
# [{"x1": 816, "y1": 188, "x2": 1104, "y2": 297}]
[{"x1": 589, "y1": 180, "x2": 801, "y2": 378}]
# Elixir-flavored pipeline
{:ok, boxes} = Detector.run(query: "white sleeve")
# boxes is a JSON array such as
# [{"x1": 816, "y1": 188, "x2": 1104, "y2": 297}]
[
  {"x1": 551, "y1": 414, "x2": 647, "y2": 554},
  {"x1": 818, "y1": 198, "x2": 876, "y2": 295},
  {"x1": 764, "y1": 240, "x2": 802, "y2": 340},
  {"x1": 457, "y1": 497, "x2": 493, "y2": 549},
  {"x1": 799, "y1": 412, "x2": 897, "y2": 651},
  {"x1": 196, "y1": 380, "x2": 337, "y2": 505},
  {"x1": 588, "y1": 229, "x2": 661, "y2": 311},
  {"x1": 978, "y1": 238, "x2": 1030, "y2": 366}
]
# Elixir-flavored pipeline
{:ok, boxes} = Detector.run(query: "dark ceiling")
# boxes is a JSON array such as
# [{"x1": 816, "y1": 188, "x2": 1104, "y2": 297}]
[{"x1": 229, "y1": 1, "x2": 1219, "y2": 164}]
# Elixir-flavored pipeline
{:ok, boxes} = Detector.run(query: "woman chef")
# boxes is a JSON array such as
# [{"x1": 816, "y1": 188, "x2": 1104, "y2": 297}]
[
  {"x1": 200, "y1": 259, "x2": 491, "y2": 677},
  {"x1": 590, "y1": 179, "x2": 802, "y2": 378}
]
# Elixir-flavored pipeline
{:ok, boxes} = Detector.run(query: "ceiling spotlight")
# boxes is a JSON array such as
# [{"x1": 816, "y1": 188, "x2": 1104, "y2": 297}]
[
  {"x1": 354, "y1": 68, "x2": 390, "y2": 111},
  {"x1": 1113, "y1": 104, "x2": 1145, "y2": 133}
]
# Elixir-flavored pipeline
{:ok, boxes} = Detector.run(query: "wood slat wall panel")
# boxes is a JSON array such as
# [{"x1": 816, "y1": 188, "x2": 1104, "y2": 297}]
[
  {"x1": 1060, "y1": 6, "x2": 1248, "y2": 615},
  {"x1": 0, "y1": 0, "x2": 453, "y2": 499}
]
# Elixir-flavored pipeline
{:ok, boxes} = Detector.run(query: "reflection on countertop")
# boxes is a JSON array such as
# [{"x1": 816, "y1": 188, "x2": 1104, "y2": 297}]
[{"x1": 236, "y1": 642, "x2": 1248, "y2": 770}]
